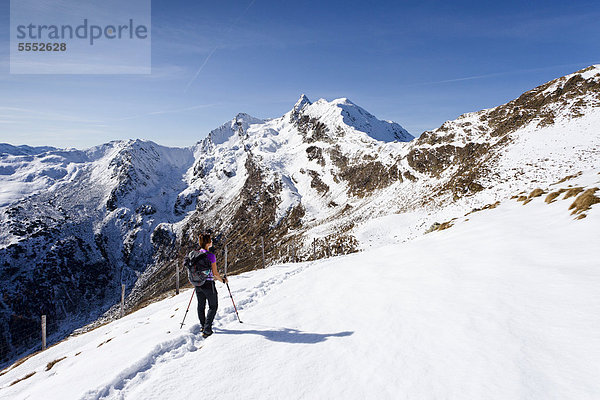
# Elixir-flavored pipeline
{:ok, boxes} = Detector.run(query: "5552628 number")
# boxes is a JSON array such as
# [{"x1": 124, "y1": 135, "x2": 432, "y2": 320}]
[{"x1": 17, "y1": 43, "x2": 67, "y2": 52}]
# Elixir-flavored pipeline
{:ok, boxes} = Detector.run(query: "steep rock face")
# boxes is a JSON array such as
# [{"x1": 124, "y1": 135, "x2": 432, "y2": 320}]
[{"x1": 2, "y1": 65, "x2": 600, "y2": 366}]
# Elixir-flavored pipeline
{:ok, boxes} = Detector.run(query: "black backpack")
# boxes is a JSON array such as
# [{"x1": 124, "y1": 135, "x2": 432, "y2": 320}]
[{"x1": 184, "y1": 250, "x2": 212, "y2": 286}]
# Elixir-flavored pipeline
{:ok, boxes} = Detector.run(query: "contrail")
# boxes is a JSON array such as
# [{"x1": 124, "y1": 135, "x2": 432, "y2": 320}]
[
  {"x1": 113, "y1": 103, "x2": 218, "y2": 121},
  {"x1": 407, "y1": 61, "x2": 600, "y2": 87},
  {"x1": 184, "y1": 0, "x2": 257, "y2": 93}
]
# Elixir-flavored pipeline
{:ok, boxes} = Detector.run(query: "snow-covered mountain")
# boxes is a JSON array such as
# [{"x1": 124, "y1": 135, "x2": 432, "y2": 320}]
[
  {"x1": 1, "y1": 65, "x2": 599, "y2": 367},
  {"x1": 0, "y1": 144, "x2": 58, "y2": 157}
]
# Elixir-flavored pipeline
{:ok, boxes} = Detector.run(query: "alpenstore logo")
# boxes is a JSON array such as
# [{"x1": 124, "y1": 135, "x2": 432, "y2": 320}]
[{"x1": 10, "y1": 0, "x2": 151, "y2": 74}]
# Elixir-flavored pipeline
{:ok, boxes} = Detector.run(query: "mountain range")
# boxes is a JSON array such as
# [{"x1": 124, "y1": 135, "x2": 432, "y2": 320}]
[{"x1": 1, "y1": 64, "x2": 599, "y2": 366}]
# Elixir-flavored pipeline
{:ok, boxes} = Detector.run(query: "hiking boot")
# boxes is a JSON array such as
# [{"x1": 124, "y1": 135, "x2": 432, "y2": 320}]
[{"x1": 202, "y1": 328, "x2": 213, "y2": 338}]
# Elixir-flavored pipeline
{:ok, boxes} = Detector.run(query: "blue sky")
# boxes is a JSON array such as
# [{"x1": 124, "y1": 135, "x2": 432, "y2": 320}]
[{"x1": 0, "y1": 0, "x2": 599, "y2": 149}]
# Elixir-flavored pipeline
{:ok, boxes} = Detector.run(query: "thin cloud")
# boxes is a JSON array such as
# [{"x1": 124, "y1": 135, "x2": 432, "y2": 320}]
[
  {"x1": 0, "y1": 106, "x2": 105, "y2": 123},
  {"x1": 183, "y1": 48, "x2": 218, "y2": 93},
  {"x1": 0, "y1": 102, "x2": 217, "y2": 125},
  {"x1": 406, "y1": 62, "x2": 600, "y2": 87},
  {"x1": 184, "y1": 0, "x2": 257, "y2": 92},
  {"x1": 113, "y1": 103, "x2": 219, "y2": 121}
]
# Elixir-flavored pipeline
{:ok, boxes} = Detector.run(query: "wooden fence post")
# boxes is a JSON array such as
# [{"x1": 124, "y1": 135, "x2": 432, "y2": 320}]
[
  {"x1": 224, "y1": 243, "x2": 228, "y2": 275},
  {"x1": 41, "y1": 315, "x2": 46, "y2": 351},
  {"x1": 261, "y1": 236, "x2": 265, "y2": 269},
  {"x1": 120, "y1": 284, "x2": 125, "y2": 318},
  {"x1": 176, "y1": 264, "x2": 180, "y2": 295}
]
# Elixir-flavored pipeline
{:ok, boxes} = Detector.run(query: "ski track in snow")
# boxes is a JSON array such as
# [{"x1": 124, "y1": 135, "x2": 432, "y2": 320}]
[{"x1": 79, "y1": 261, "x2": 313, "y2": 400}]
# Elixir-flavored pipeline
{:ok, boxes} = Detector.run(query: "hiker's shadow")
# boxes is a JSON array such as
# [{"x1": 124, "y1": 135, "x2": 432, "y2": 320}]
[{"x1": 215, "y1": 324, "x2": 353, "y2": 344}]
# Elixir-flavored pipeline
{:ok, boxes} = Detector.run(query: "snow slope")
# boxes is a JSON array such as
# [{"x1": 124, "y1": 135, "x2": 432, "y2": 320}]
[
  {"x1": 0, "y1": 144, "x2": 57, "y2": 156},
  {"x1": 1, "y1": 171, "x2": 598, "y2": 400}
]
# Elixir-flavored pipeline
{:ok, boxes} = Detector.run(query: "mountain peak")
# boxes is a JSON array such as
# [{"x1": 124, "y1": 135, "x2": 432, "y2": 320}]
[
  {"x1": 298, "y1": 97, "x2": 413, "y2": 142},
  {"x1": 331, "y1": 97, "x2": 354, "y2": 105},
  {"x1": 234, "y1": 112, "x2": 254, "y2": 120},
  {"x1": 293, "y1": 94, "x2": 312, "y2": 112},
  {"x1": 206, "y1": 113, "x2": 264, "y2": 145}
]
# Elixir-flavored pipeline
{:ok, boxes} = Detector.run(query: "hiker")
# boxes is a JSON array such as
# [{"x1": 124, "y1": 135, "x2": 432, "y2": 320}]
[{"x1": 190, "y1": 233, "x2": 227, "y2": 337}]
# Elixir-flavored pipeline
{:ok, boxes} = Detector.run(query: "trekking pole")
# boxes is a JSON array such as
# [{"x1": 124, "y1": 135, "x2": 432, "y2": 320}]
[
  {"x1": 224, "y1": 275, "x2": 243, "y2": 323},
  {"x1": 180, "y1": 289, "x2": 195, "y2": 329}
]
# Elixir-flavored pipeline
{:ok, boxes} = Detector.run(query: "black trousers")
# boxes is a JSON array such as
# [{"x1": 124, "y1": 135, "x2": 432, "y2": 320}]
[{"x1": 195, "y1": 280, "x2": 218, "y2": 330}]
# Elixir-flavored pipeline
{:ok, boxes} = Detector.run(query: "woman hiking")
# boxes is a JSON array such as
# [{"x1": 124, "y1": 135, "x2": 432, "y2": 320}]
[{"x1": 187, "y1": 233, "x2": 227, "y2": 338}]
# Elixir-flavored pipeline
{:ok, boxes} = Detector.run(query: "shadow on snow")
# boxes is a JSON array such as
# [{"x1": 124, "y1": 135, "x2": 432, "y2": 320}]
[{"x1": 215, "y1": 324, "x2": 353, "y2": 344}]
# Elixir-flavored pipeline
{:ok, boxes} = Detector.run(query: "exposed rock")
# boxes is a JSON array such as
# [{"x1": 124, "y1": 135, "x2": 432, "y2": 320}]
[
  {"x1": 307, "y1": 170, "x2": 329, "y2": 195},
  {"x1": 306, "y1": 146, "x2": 326, "y2": 166},
  {"x1": 340, "y1": 161, "x2": 399, "y2": 197}
]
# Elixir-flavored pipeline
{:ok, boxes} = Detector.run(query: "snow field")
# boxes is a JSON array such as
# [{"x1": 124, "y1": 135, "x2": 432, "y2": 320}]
[{"x1": 1, "y1": 175, "x2": 599, "y2": 399}]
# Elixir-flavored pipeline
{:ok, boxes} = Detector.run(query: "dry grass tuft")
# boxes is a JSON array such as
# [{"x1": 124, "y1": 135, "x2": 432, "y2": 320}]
[
  {"x1": 545, "y1": 189, "x2": 566, "y2": 203},
  {"x1": 569, "y1": 188, "x2": 600, "y2": 215},
  {"x1": 10, "y1": 371, "x2": 35, "y2": 386},
  {"x1": 425, "y1": 219, "x2": 455, "y2": 233},
  {"x1": 576, "y1": 214, "x2": 587, "y2": 220},
  {"x1": 438, "y1": 221, "x2": 454, "y2": 231},
  {"x1": 484, "y1": 201, "x2": 500, "y2": 210},
  {"x1": 97, "y1": 337, "x2": 113, "y2": 348},
  {"x1": 564, "y1": 187, "x2": 584, "y2": 199},
  {"x1": 528, "y1": 188, "x2": 545, "y2": 198},
  {"x1": 552, "y1": 172, "x2": 582, "y2": 185},
  {"x1": 0, "y1": 351, "x2": 39, "y2": 377},
  {"x1": 466, "y1": 201, "x2": 501, "y2": 215},
  {"x1": 45, "y1": 356, "x2": 67, "y2": 371},
  {"x1": 517, "y1": 196, "x2": 528, "y2": 202},
  {"x1": 424, "y1": 223, "x2": 440, "y2": 234}
]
